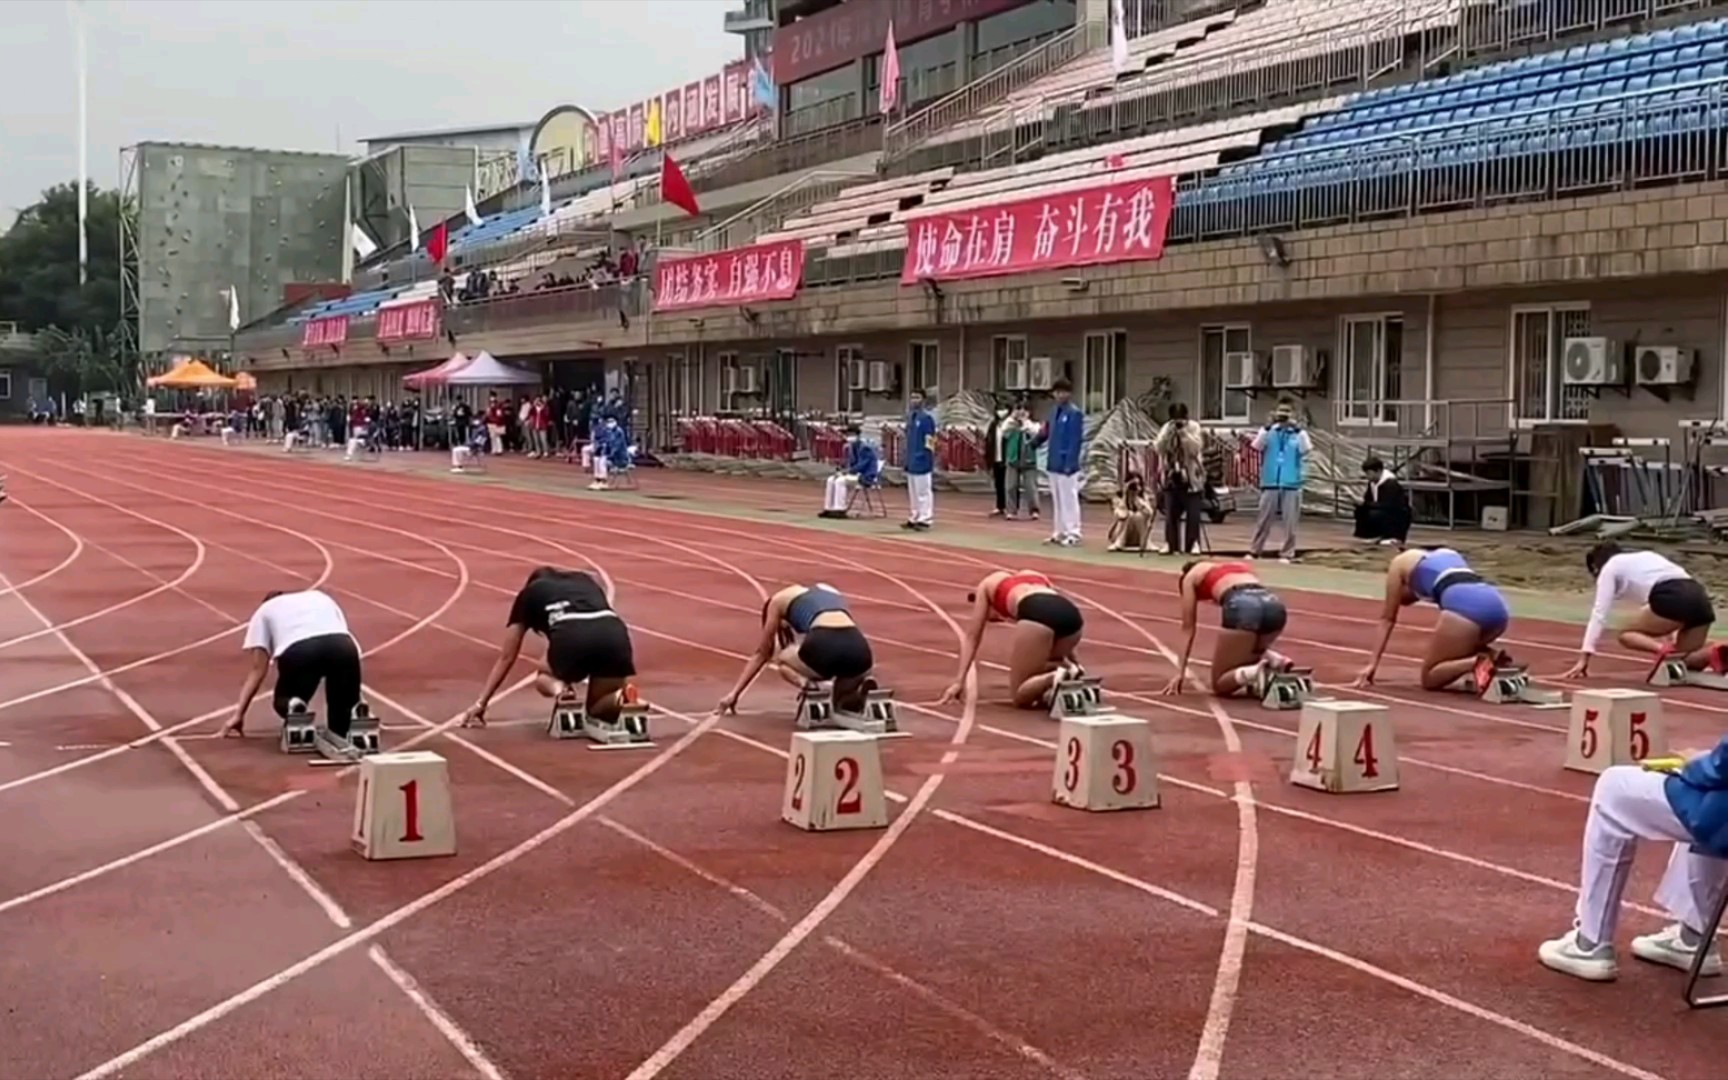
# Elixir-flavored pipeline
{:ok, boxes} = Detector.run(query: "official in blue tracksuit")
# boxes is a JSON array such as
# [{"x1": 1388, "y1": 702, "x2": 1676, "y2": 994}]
[
  {"x1": 903, "y1": 389, "x2": 937, "y2": 530},
  {"x1": 1040, "y1": 377, "x2": 1086, "y2": 546},
  {"x1": 1538, "y1": 739, "x2": 1728, "y2": 982},
  {"x1": 1249, "y1": 399, "x2": 1312, "y2": 561},
  {"x1": 822, "y1": 428, "x2": 881, "y2": 518},
  {"x1": 590, "y1": 417, "x2": 628, "y2": 490}
]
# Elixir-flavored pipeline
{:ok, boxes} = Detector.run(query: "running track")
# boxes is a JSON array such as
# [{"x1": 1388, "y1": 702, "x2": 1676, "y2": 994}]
[{"x1": 0, "y1": 428, "x2": 1721, "y2": 1080}]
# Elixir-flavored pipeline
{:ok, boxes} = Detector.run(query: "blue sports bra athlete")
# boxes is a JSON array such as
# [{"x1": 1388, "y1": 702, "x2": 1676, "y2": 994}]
[{"x1": 1408, "y1": 548, "x2": 1510, "y2": 637}]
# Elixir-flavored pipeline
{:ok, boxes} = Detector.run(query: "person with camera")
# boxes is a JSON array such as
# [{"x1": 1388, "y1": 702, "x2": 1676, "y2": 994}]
[
  {"x1": 1249, "y1": 400, "x2": 1312, "y2": 562},
  {"x1": 1154, "y1": 402, "x2": 1206, "y2": 555}
]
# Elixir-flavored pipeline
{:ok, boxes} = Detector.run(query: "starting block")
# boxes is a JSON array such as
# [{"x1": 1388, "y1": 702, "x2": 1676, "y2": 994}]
[
  {"x1": 346, "y1": 702, "x2": 381, "y2": 754},
  {"x1": 352, "y1": 751, "x2": 457, "y2": 861},
  {"x1": 1049, "y1": 676, "x2": 1112, "y2": 720},
  {"x1": 782, "y1": 729, "x2": 888, "y2": 831},
  {"x1": 1565, "y1": 688, "x2": 1667, "y2": 774},
  {"x1": 796, "y1": 683, "x2": 908, "y2": 738},
  {"x1": 1259, "y1": 667, "x2": 1315, "y2": 711},
  {"x1": 1051, "y1": 714, "x2": 1159, "y2": 812},
  {"x1": 1650, "y1": 657, "x2": 1728, "y2": 690},
  {"x1": 280, "y1": 699, "x2": 317, "y2": 754},
  {"x1": 1290, "y1": 699, "x2": 1399, "y2": 794},
  {"x1": 1479, "y1": 666, "x2": 1566, "y2": 707},
  {"x1": 547, "y1": 692, "x2": 654, "y2": 750}
]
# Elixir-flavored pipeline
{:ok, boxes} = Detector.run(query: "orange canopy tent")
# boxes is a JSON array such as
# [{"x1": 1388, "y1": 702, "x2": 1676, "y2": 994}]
[
  {"x1": 233, "y1": 371, "x2": 258, "y2": 391},
  {"x1": 146, "y1": 358, "x2": 238, "y2": 390}
]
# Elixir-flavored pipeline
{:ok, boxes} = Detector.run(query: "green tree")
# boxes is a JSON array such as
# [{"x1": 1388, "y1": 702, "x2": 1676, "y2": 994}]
[{"x1": 0, "y1": 182, "x2": 133, "y2": 392}]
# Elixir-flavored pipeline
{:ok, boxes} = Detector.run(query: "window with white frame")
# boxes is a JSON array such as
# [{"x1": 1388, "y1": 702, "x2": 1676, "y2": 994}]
[
  {"x1": 908, "y1": 341, "x2": 939, "y2": 402},
  {"x1": 1511, "y1": 304, "x2": 1592, "y2": 424},
  {"x1": 683, "y1": 351, "x2": 704, "y2": 415},
  {"x1": 718, "y1": 351, "x2": 741, "y2": 413},
  {"x1": 836, "y1": 344, "x2": 864, "y2": 413},
  {"x1": 1199, "y1": 324, "x2": 1251, "y2": 423},
  {"x1": 0, "y1": 370, "x2": 12, "y2": 400},
  {"x1": 1082, "y1": 330, "x2": 1128, "y2": 413},
  {"x1": 992, "y1": 335, "x2": 1028, "y2": 393},
  {"x1": 1338, "y1": 315, "x2": 1404, "y2": 424}
]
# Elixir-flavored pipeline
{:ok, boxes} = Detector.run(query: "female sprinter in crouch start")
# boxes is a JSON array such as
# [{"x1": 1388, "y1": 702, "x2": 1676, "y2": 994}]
[
  {"x1": 1162, "y1": 558, "x2": 1293, "y2": 696},
  {"x1": 943, "y1": 569, "x2": 1086, "y2": 708},
  {"x1": 1356, "y1": 547, "x2": 1511, "y2": 691},
  {"x1": 462, "y1": 567, "x2": 639, "y2": 727},
  {"x1": 716, "y1": 583, "x2": 876, "y2": 715}
]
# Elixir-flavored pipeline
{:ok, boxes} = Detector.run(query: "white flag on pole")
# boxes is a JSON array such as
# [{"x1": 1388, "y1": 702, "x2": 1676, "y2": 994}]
[
  {"x1": 225, "y1": 285, "x2": 240, "y2": 332},
  {"x1": 464, "y1": 187, "x2": 482, "y2": 226},
  {"x1": 540, "y1": 167, "x2": 551, "y2": 217},
  {"x1": 1110, "y1": 0, "x2": 1130, "y2": 75},
  {"x1": 409, "y1": 205, "x2": 420, "y2": 251}
]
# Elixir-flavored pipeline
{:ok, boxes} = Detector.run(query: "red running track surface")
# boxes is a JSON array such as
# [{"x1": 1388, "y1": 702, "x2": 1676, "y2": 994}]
[{"x1": 0, "y1": 428, "x2": 1718, "y2": 1080}]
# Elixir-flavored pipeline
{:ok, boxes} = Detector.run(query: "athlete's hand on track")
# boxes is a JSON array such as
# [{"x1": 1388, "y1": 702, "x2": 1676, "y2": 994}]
[
  {"x1": 1559, "y1": 661, "x2": 1589, "y2": 680},
  {"x1": 460, "y1": 704, "x2": 487, "y2": 728},
  {"x1": 714, "y1": 695, "x2": 738, "y2": 716},
  {"x1": 219, "y1": 712, "x2": 244, "y2": 738},
  {"x1": 937, "y1": 682, "x2": 963, "y2": 706},
  {"x1": 1351, "y1": 667, "x2": 1376, "y2": 688},
  {"x1": 1158, "y1": 674, "x2": 1185, "y2": 696}
]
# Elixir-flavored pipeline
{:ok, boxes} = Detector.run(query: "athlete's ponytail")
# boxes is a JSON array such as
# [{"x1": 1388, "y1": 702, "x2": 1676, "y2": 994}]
[{"x1": 1584, "y1": 542, "x2": 1622, "y2": 578}]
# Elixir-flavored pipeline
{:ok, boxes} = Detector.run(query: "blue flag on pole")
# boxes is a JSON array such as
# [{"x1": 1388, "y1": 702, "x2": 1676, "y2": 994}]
[{"x1": 751, "y1": 56, "x2": 777, "y2": 112}]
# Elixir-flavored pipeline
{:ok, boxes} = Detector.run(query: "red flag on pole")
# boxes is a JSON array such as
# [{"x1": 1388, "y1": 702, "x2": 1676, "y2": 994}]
[
  {"x1": 426, "y1": 221, "x2": 448, "y2": 266},
  {"x1": 661, "y1": 154, "x2": 701, "y2": 217}
]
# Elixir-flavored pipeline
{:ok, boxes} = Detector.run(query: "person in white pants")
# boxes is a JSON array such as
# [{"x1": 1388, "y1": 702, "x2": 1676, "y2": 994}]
[
  {"x1": 1041, "y1": 377, "x2": 1086, "y2": 546},
  {"x1": 902, "y1": 389, "x2": 937, "y2": 531},
  {"x1": 1539, "y1": 744, "x2": 1728, "y2": 981}
]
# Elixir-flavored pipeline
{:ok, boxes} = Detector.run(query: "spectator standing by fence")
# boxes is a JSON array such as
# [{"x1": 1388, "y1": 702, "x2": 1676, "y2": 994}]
[
  {"x1": 986, "y1": 403, "x2": 1010, "y2": 517},
  {"x1": 1042, "y1": 378, "x2": 1085, "y2": 546},
  {"x1": 1249, "y1": 399, "x2": 1311, "y2": 562},
  {"x1": 1004, "y1": 403, "x2": 1041, "y2": 521},
  {"x1": 903, "y1": 388, "x2": 937, "y2": 531},
  {"x1": 1154, "y1": 401, "x2": 1207, "y2": 555}
]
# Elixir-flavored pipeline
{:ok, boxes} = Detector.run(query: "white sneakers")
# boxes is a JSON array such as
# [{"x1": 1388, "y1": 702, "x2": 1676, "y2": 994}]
[{"x1": 1539, "y1": 923, "x2": 1721, "y2": 982}]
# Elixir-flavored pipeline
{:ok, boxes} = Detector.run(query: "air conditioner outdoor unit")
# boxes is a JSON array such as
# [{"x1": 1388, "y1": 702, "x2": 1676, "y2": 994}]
[
  {"x1": 1561, "y1": 337, "x2": 1625, "y2": 386},
  {"x1": 1003, "y1": 357, "x2": 1029, "y2": 391},
  {"x1": 866, "y1": 359, "x2": 890, "y2": 393},
  {"x1": 1223, "y1": 351, "x2": 1258, "y2": 390},
  {"x1": 1633, "y1": 345, "x2": 1694, "y2": 386},
  {"x1": 1029, "y1": 356, "x2": 1055, "y2": 391},
  {"x1": 1270, "y1": 344, "x2": 1318, "y2": 388},
  {"x1": 847, "y1": 358, "x2": 867, "y2": 390},
  {"x1": 734, "y1": 365, "x2": 759, "y2": 394}
]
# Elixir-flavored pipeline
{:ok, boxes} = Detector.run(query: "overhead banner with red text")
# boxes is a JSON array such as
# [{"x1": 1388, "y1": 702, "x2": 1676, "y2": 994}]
[
  {"x1": 899, "y1": 176, "x2": 1176, "y2": 285},
  {"x1": 376, "y1": 299, "x2": 443, "y2": 344},
  {"x1": 301, "y1": 315, "x2": 349, "y2": 349},
  {"x1": 654, "y1": 239, "x2": 805, "y2": 312}
]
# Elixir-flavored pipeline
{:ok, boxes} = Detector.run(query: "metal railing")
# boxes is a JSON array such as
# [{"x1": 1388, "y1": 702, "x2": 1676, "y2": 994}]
[
  {"x1": 443, "y1": 278, "x2": 646, "y2": 337},
  {"x1": 883, "y1": 24, "x2": 1091, "y2": 164},
  {"x1": 694, "y1": 168, "x2": 878, "y2": 251},
  {"x1": 1458, "y1": 0, "x2": 1728, "y2": 62},
  {"x1": 800, "y1": 87, "x2": 1728, "y2": 287},
  {"x1": 0, "y1": 322, "x2": 35, "y2": 352}
]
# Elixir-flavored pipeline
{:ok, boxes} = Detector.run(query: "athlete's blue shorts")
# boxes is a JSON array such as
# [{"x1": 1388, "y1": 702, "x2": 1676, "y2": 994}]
[{"x1": 1437, "y1": 581, "x2": 1509, "y2": 640}]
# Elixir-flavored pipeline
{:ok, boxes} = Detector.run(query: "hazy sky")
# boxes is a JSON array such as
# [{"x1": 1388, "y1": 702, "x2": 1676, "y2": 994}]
[{"x1": 0, "y1": 0, "x2": 742, "y2": 225}]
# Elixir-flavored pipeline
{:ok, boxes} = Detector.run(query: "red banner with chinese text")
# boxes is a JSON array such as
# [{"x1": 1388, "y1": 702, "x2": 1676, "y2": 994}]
[
  {"x1": 899, "y1": 176, "x2": 1176, "y2": 285},
  {"x1": 301, "y1": 315, "x2": 349, "y2": 349},
  {"x1": 376, "y1": 299, "x2": 442, "y2": 344},
  {"x1": 653, "y1": 239, "x2": 805, "y2": 312}
]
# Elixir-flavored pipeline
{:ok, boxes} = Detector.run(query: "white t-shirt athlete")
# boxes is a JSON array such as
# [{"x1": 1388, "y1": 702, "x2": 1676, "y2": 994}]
[
  {"x1": 1582, "y1": 550, "x2": 1689, "y2": 654},
  {"x1": 243, "y1": 589, "x2": 352, "y2": 658}
]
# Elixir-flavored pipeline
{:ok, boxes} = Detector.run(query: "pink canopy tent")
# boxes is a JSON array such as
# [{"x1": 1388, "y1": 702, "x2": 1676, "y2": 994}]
[{"x1": 401, "y1": 352, "x2": 470, "y2": 388}]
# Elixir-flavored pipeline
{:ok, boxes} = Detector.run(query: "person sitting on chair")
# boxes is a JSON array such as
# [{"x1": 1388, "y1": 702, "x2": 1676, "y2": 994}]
[
  {"x1": 590, "y1": 416, "x2": 627, "y2": 490},
  {"x1": 1106, "y1": 472, "x2": 1155, "y2": 553},
  {"x1": 821, "y1": 427, "x2": 881, "y2": 519},
  {"x1": 1538, "y1": 741, "x2": 1728, "y2": 981},
  {"x1": 1353, "y1": 456, "x2": 1411, "y2": 547}
]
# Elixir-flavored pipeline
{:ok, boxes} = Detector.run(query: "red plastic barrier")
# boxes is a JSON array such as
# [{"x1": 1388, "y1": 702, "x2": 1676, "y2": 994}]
[
  {"x1": 750, "y1": 420, "x2": 795, "y2": 460},
  {"x1": 805, "y1": 422, "x2": 847, "y2": 467},
  {"x1": 936, "y1": 426, "x2": 985, "y2": 473},
  {"x1": 879, "y1": 423, "x2": 905, "y2": 468}
]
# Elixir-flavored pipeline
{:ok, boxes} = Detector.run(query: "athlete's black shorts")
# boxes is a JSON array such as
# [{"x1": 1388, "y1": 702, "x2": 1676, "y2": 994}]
[
  {"x1": 798, "y1": 626, "x2": 874, "y2": 680},
  {"x1": 1649, "y1": 577, "x2": 1715, "y2": 630},
  {"x1": 1016, "y1": 592, "x2": 1085, "y2": 638},
  {"x1": 274, "y1": 633, "x2": 362, "y2": 736},
  {"x1": 545, "y1": 614, "x2": 637, "y2": 683}
]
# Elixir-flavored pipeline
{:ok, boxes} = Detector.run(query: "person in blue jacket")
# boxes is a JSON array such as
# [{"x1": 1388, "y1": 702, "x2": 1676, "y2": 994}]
[
  {"x1": 1040, "y1": 377, "x2": 1086, "y2": 547},
  {"x1": 822, "y1": 426, "x2": 881, "y2": 518},
  {"x1": 1538, "y1": 743, "x2": 1728, "y2": 982},
  {"x1": 589, "y1": 416, "x2": 628, "y2": 490},
  {"x1": 1249, "y1": 399, "x2": 1312, "y2": 562},
  {"x1": 902, "y1": 388, "x2": 937, "y2": 531}
]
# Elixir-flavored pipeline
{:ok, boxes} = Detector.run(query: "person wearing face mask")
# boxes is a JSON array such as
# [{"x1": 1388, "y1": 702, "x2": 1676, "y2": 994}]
[{"x1": 986, "y1": 402, "x2": 1011, "y2": 517}]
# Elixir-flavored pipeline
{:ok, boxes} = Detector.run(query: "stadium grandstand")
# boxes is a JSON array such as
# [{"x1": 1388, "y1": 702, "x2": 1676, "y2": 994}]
[{"x1": 234, "y1": 0, "x2": 1728, "y2": 532}]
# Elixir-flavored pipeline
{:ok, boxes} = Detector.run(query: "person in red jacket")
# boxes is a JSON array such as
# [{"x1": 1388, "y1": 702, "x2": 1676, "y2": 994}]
[{"x1": 484, "y1": 394, "x2": 509, "y2": 455}]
